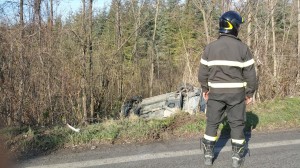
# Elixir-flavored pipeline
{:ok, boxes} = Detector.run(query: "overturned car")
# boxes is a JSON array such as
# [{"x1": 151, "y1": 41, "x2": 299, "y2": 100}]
[{"x1": 121, "y1": 84, "x2": 206, "y2": 119}]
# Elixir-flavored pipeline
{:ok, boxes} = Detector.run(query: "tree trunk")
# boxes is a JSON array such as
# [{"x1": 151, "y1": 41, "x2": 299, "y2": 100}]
[
  {"x1": 88, "y1": 0, "x2": 94, "y2": 121},
  {"x1": 114, "y1": 0, "x2": 123, "y2": 100},
  {"x1": 34, "y1": 0, "x2": 41, "y2": 25},
  {"x1": 254, "y1": 6, "x2": 260, "y2": 102},
  {"x1": 16, "y1": 0, "x2": 25, "y2": 126},
  {"x1": 149, "y1": 0, "x2": 159, "y2": 97},
  {"x1": 247, "y1": 1, "x2": 252, "y2": 47},
  {"x1": 50, "y1": 0, "x2": 53, "y2": 29},
  {"x1": 20, "y1": 0, "x2": 24, "y2": 27},
  {"x1": 47, "y1": 0, "x2": 54, "y2": 125},
  {"x1": 193, "y1": 0, "x2": 210, "y2": 44},
  {"x1": 264, "y1": 9, "x2": 269, "y2": 73},
  {"x1": 298, "y1": 0, "x2": 300, "y2": 83},
  {"x1": 131, "y1": 0, "x2": 143, "y2": 59},
  {"x1": 81, "y1": 0, "x2": 88, "y2": 124},
  {"x1": 222, "y1": 0, "x2": 225, "y2": 13},
  {"x1": 222, "y1": 0, "x2": 231, "y2": 12},
  {"x1": 270, "y1": 0, "x2": 277, "y2": 77}
]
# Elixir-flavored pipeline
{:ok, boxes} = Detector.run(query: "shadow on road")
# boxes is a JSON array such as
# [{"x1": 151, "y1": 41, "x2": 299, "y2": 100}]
[
  {"x1": 244, "y1": 111, "x2": 259, "y2": 157},
  {"x1": 213, "y1": 112, "x2": 259, "y2": 162}
]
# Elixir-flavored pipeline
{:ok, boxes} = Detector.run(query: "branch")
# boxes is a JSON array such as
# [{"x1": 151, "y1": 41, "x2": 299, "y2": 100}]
[{"x1": 67, "y1": 123, "x2": 80, "y2": 132}]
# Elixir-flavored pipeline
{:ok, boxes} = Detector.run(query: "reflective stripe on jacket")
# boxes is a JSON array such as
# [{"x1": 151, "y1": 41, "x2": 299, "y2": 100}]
[{"x1": 198, "y1": 33, "x2": 257, "y2": 97}]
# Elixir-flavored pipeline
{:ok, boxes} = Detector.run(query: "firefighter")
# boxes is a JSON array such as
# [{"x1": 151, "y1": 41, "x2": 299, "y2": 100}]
[{"x1": 198, "y1": 11, "x2": 257, "y2": 167}]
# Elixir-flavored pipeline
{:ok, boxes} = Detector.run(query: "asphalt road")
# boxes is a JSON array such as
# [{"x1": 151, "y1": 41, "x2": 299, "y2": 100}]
[{"x1": 21, "y1": 129, "x2": 300, "y2": 168}]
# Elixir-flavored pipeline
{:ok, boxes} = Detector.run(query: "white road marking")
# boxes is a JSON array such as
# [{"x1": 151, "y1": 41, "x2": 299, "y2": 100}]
[{"x1": 25, "y1": 139, "x2": 300, "y2": 168}]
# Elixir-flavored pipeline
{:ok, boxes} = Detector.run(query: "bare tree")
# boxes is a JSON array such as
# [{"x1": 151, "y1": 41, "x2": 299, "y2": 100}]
[
  {"x1": 81, "y1": 0, "x2": 88, "y2": 124},
  {"x1": 149, "y1": 0, "x2": 159, "y2": 97},
  {"x1": 247, "y1": 1, "x2": 253, "y2": 47},
  {"x1": 253, "y1": 1, "x2": 261, "y2": 102},
  {"x1": 113, "y1": 0, "x2": 123, "y2": 100},
  {"x1": 193, "y1": 0, "x2": 210, "y2": 44},
  {"x1": 298, "y1": 0, "x2": 300, "y2": 83},
  {"x1": 16, "y1": 0, "x2": 25, "y2": 126},
  {"x1": 34, "y1": 0, "x2": 42, "y2": 25},
  {"x1": 50, "y1": 0, "x2": 53, "y2": 29},
  {"x1": 223, "y1": 0, "x2": 232, "y2": 12},
  {"x1": 130, "y1": 0, "x2": 144, "y2": 58},
  {"x1": 88, "y1": 0, "x2": 94, "y2": 120},
  {"x1": 0, "y1": 0, "x2": 299, "y2": 126},
  {"x1": 270, "y1": 0, "x2": 277, "y2": 77}
]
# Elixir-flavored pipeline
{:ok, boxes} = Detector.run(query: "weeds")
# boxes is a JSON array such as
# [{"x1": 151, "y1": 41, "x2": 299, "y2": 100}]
[
  {"x1": 248, "y1": 97, "x2": 300, "y2": 130},
  {"x1": 2, "y1": 97, "x2": 300, "y2": 159}
]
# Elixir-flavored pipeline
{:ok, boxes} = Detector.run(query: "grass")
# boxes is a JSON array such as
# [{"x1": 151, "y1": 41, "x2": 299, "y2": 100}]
[
  {"x1": 176, "y1": 113, "x2": 206, "y2": 133},
  {"x1": 247, "y1": 97, "x2": 300, "y2": 130},
  {"x1": 1, "y1": 97, "x2": 300, "y2": 159}
]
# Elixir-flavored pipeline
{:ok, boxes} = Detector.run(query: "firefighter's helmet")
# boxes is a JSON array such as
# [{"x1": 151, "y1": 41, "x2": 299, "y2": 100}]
[{"x1": 219, "y1": 11, "x2": 244, "y2": 36}]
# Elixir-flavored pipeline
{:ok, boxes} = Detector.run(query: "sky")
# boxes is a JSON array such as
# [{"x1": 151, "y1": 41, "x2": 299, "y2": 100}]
[
  {"x1": 0, "y1": 0, "x2": 112, "y2": 21},
  {"x1": 58, "y1": 0, "x2": 112, "y2": 15},
  {"x1": 0, "y1": 0, "x2": 111, "y2": 8}
]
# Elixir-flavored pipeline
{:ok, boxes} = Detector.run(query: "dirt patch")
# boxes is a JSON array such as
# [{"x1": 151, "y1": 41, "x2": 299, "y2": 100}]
[
  {"x1": 169, "y1": 113, "x2": 204, "y2": 132},
  {"x1": 114, "y1": 112, "x2": 205, "y2": 145},
  {"x1": 146, "y1": 112, "x2": 206, "y2": 141}
]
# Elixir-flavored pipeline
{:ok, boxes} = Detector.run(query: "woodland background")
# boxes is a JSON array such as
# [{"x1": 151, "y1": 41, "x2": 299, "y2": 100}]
[{"x1": 0, "y1": 0, "x2": 300, "y2": 127}]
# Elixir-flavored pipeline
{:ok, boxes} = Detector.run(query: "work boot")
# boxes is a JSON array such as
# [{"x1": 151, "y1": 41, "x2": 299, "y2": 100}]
[
  {"x1": 231, "y1": 141, "x2": 245, "y2": 168},
  {"x1": 201, "y1": 138, "x2": 215, "y2": 166}
]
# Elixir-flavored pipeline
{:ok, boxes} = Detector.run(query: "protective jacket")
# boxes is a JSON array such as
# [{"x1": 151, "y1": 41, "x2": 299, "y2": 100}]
[{"x1": 198, "y1": 33, "x2": 257, "y2": 97}]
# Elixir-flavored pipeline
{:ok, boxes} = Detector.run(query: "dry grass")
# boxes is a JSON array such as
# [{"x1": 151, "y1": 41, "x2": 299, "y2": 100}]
[{"x1": 1, "y1": 97, "x2": 300, "y2": 160}]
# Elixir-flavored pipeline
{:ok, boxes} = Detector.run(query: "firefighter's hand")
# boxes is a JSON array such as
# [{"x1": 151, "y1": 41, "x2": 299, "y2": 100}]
[
  {"x1": 203, "y1": 91, "x2": 209, "y2": 102},
  {"x1": 245, "y1": 96, "x2": 253, "y2": 105}
]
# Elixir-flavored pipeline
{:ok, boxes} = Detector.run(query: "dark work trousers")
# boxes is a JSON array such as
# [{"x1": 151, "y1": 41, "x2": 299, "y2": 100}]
[{"x1": 205, "y1": 92, "x2": 246, "y2": 140}]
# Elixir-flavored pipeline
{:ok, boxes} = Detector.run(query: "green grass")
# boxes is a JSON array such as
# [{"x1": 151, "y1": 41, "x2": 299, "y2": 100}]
[
  {"x1": 176, "y1": 114, "x2": 206, "y2": 133},
  {"x1": 2, "y1": 97, "x2": 300, "y2": 158},
  {"x1": 247, "y1": 97, "x2": 300, "y2": 130},
  {"x1": 118, "y1": 117, "x2": 173, "y2": 140},
  {"x1": 68, "y1": 121, "x2": 122, "y2": 145}
]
